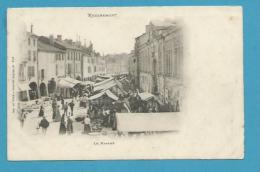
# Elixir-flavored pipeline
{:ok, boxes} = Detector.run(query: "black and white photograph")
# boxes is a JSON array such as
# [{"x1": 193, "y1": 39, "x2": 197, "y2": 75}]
[{"x1": 7, "y1": 7, "x2": 244, "y2": 160}]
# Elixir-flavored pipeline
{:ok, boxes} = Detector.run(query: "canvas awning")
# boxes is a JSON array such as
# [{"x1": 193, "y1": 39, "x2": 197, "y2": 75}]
[
  {"x1": 18, "y1": 83, "x2": 31, "y2": 91},
  {"x1": 138, "y1": 92, "x2": 155, "y2": 101},
  {"x1": 105, "y1": 90, "x2": 119, "y2": 101},
  {"x1": 81, "y1": 81, "x2": 94, "y2": 86},
  {"x1": 57, "y1": 77, "x2": 81, "y2": 88},
  {"x1": 94, "y1": 78, "x2": 113, "y2": 87},
  {"x1": 97, "y1": 75, "x2": 112, "y2": 79},
  {"x1": 87, "y1": 90, "x2": 118, "y2": 101},
  {"x1": 94, "y1": 79, "x2": 117, "y2": 92}
]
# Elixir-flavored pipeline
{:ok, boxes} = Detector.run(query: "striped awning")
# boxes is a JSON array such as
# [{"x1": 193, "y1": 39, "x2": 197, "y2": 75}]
[
  {"x1": 18, "y1": 83, "x2": 31, "y2": 91},
  {"x1": 57, "y1": 77, "x2": 81, "y2": 88}
]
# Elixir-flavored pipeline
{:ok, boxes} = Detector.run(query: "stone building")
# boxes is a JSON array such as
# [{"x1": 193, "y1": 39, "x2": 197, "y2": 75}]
[
  {"x1": 128, "y1": 50, "x2": 138, "y2": 87},
  {"x1": 54, "y1": 36, "x2": 84, "y2": 80},
  {"x1": 37, "y1": 36, "x2": 66, "y2": 97},
  {"x1": 16, "y1": 25, "x2": 39, "y2": 101},
  {"x1": 135, "y1": 20, "x2": 183, "y2": 108}
]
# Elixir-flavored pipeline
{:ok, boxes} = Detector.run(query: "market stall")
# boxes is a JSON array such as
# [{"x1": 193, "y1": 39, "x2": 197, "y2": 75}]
[
  {"x1": 18, "y1": 83, "x2": 31, "y2": 101},
  {"x1": 57, "y1": 77, "x2": 82, "y2": 98}
]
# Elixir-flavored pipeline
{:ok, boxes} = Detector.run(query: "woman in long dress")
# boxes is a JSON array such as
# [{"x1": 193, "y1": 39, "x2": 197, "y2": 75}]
[
  {"x1": 59, "y1": 113, "x2": 67, "y2": 135},
  {"x1": 54, "y1": 105, "x2": 61, "y2": 122},
  {"x1": 39, "y1": 106, "x2": 44, "y2": 117},
  {"x1": 83, "y1": 116, "x2": 91, "y2": 134},
  {"x1": 66, "y1": 115, "x2": 73, "y2": 135}
]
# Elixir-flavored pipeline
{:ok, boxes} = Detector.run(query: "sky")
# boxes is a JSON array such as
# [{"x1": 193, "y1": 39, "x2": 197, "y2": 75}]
[{"x1": 8, "y1": 7, "x2": 181, "y2": 54}]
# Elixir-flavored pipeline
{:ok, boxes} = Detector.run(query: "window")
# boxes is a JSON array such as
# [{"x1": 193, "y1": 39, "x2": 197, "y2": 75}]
[
  {"x1": 62, "y1": 54, "x2": 64, "y2": 60},
  {"x1": 28, "y1": 50, "x2": 31, "y2": 61},
  {"x1": 33, "y1": 39, "x2": 36, "y2": 46},
  {"x1": 28, "y1": 38, "x2": 31, "y2": 46},
  {"x1": 94, "y1": 66, "x2": 96, "y2": 72},
  {"x1": 56, "y1": 64, "x2": 58, "y2": 76},
  {"x1": 76, "y1": 64, "x2": 81, "y2": 73},
  {"x1": 174, "y1": 47, "x2": 178, "y2": 76},
  {"x1": 88, "y1": 66, "x2": 91, "y2": 73},
  {"x1": 27, "y1": 66, "x2": 35, "y2": 79},
  {"x1": 41, "y1": 69, "x2": 44, "y2": 80},
  {"x1": 158, "y1": 48, "x2": 162, "y2": 74},
  {"x1": 33, "y1": 51, "x2": 37, "y2": 61},
  {"x1": 19, "y1": 64, "x2": 25, "y2": 81},
  {"x1": 67, "y1": 64, "x2": 72, "y2": 74},
  {"x1": 165, "y1": 50, "x2": 171, "y2": 75}
]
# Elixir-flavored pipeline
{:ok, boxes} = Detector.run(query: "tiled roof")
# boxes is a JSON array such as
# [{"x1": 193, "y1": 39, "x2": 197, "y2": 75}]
[
  {"x1": 55, "y1": 40, "x2": 83, "y2": 51},
  {"x1": 38, "y1": 38, "x2": 66, "y2": 53},
  {"x1": 38, "y1": 36, "x2": 94, "y2": 55}
]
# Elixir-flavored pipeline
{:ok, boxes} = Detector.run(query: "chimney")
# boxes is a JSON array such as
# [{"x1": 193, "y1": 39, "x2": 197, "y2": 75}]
[
  {"x1": 30, "y1": 24, "x2": 33, "y2": 33},
  {"x1": 57, "y1": 35, "x2": 62, "y2": 41},
  {"x1": 49, "y1": 34, "x2": 54, "y2": 45}
]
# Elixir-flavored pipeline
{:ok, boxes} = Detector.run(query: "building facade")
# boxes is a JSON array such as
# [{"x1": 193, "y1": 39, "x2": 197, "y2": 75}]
[
  {"x1": 17, "y1": 29, "x2": 39, "y2": 101},
  {"x1": 128, "y1": 50, "x2": 138, "y2": 87},
  {"x1": 37, "y1": 36, "x2": 66, "y2": 97},
  {"x1": 135, "y1": 20, "x2": 183, "y2": 108},
  {"x1": 54, "y1": 37, "x2": 84, "y2": 80},
  {"x1": 16, "y1": 27, "x2": 107, "y2": 101}
]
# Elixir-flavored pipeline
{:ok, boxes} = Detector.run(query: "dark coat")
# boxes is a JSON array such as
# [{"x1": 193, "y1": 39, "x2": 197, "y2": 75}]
[
  {"x1": 39, "y1": 118, "x2": 49, "y2": 129},
  {"x1": 59, "y1": 114, "x2": 67, "y2": 134},
  {"x1": 39, "y1": 108, "x2": 44, "y2": 117},
  {"x1": 66, "y1": 117, "x2": 73, "y2": 134}
]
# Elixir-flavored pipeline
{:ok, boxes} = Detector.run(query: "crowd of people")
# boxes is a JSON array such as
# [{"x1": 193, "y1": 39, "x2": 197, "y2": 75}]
[
  {"x1": 28, "y1": 94, "x2": 119, "y2": 135},
  {"x1": 17, "y1": 75, "x2": 181, "y2": 136},
  {"x1": 127, "y1": 91, "x2": 180, "y2": 113}
]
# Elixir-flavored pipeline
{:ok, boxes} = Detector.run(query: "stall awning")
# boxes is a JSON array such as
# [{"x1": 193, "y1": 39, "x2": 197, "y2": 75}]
[
  {"x1": 18, "y1": 83, "x2": 31, "y2": 91},
  {"x1": 94, "y1": 79, "x2": 117, "y2": 92},
  {"x1": 57, "y1": 77, "x2": 81, "y2": 88},
  {"x1": 94, "y1": 78, "x2": 113, "y2": 87},
  {"x1": 97, "y1": 75, "x2": 112, "y2": 79},
  {"x1": 105, "y1": 90, "x2": 119, "y2": 101},
  {"x1": 82, "y1": 81, "x2": 95, "y2": 86},
  {"x1": 87, "y1": 90, "x2": 118, "y2": 101},
  {"x1": 138, "y1": 92, "x2": 155, "y2": 101}
]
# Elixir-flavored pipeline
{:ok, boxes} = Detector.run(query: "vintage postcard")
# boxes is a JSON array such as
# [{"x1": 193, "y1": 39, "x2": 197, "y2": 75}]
[{"x1": 7, "y1": 6, "x2": 244, "y2": 160}]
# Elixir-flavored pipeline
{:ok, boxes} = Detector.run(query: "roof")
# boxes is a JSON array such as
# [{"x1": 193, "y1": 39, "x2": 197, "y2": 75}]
[
  {"x1": 27, "y1": 32, "x2": 38, "y2": 38},
  {"x1": 38, "y1": 40, "x2": 66, "y2": 53},
  {"x1": 55, "y1": 40, "x2": 83, "y2": 51}
]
